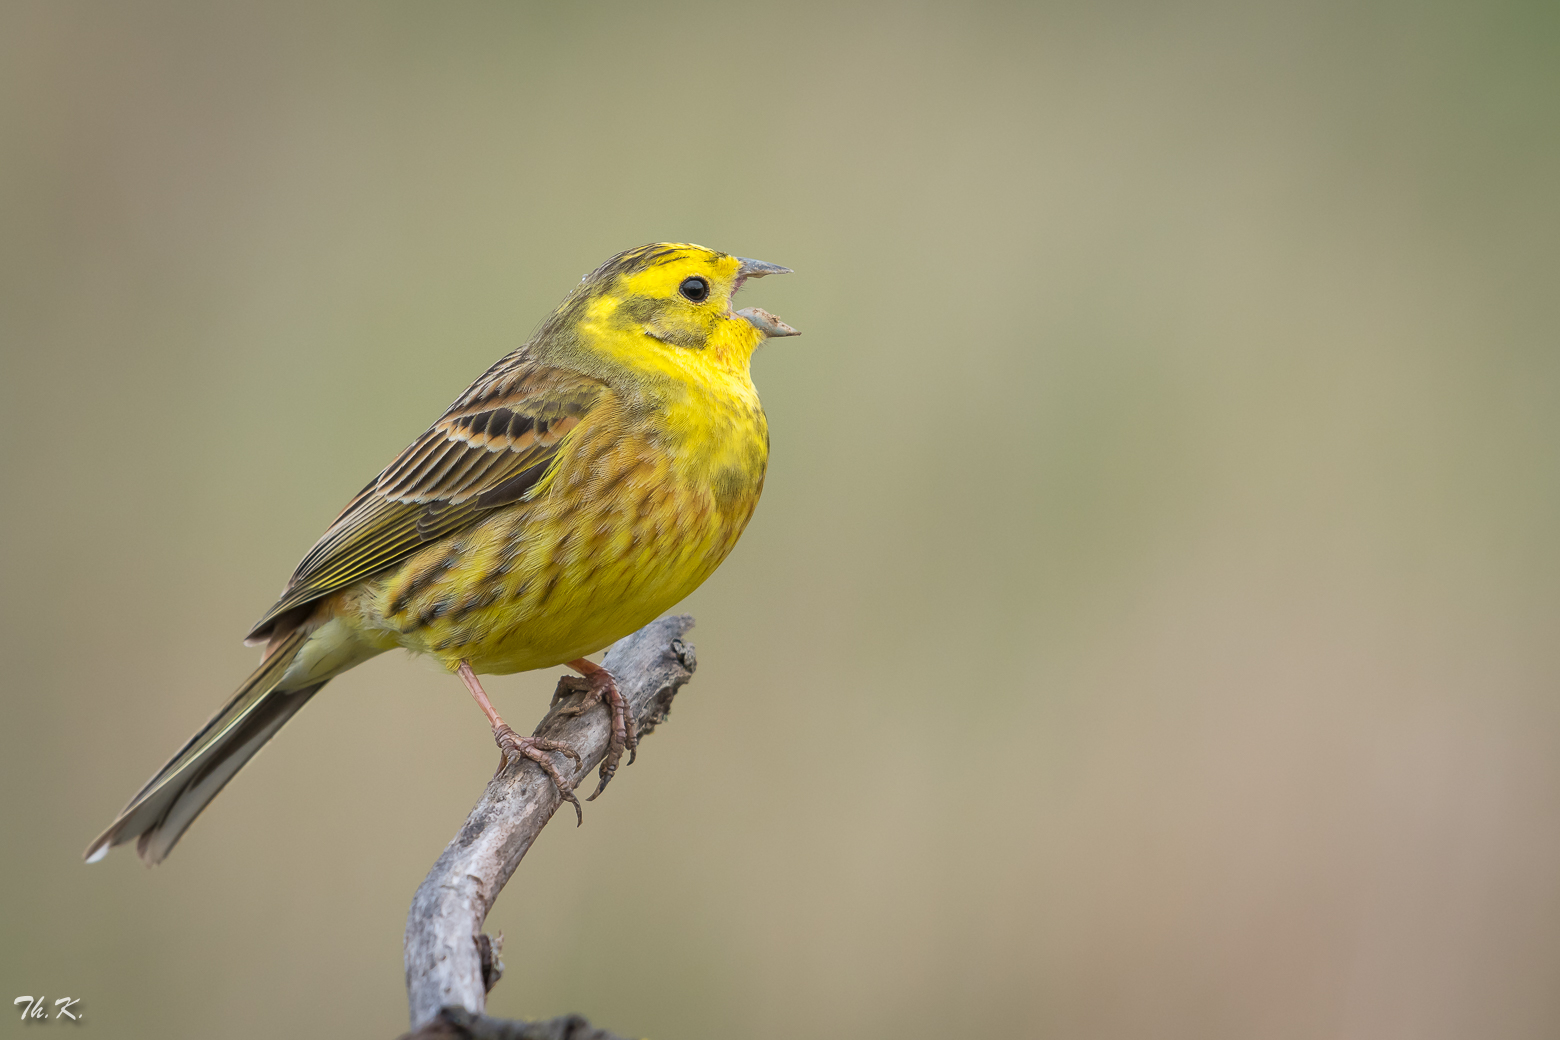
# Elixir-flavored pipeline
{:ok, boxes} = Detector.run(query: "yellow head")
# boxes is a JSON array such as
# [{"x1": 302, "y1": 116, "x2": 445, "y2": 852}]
[{"x1": 534, "y1": 243, "x2": 797, "y2": 382}]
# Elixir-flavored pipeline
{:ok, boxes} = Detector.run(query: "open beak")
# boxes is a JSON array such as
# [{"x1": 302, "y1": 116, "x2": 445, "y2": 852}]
[{"x1": 732, "y1": 257, "x2": 800, "y2": 337}]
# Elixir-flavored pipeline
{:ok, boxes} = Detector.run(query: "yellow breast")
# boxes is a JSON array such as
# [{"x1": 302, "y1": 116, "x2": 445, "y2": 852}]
[{"x1": 359, "y1": 376, "x2": 767, "y2": 674}]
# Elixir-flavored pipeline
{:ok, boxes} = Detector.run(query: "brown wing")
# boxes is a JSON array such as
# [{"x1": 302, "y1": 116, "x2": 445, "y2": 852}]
[{"x1": 245, "y1": 358, "x2": 605, "y2": 642}]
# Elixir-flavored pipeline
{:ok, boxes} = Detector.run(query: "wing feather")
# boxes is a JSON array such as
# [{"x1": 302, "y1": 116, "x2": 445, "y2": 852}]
[{"x1": 245, "y1": 361, "x2": 604, "y2": 642}]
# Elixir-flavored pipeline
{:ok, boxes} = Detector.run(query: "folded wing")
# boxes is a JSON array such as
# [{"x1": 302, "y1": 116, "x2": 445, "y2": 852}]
[{"x1": 246, "y1": 359, "x2": 604, "y2": 643}]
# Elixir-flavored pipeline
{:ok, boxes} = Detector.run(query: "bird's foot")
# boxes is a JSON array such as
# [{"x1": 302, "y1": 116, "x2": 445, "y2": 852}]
[
  {"x1": 493, "y1": 723, "x2": 583, "y2": 824},
  {"x1": 556, "y1": 660, "x2": 638, "y2": 800},
  {"x1": 459, "y1": 660, "x2": 585, "y2": 824}
]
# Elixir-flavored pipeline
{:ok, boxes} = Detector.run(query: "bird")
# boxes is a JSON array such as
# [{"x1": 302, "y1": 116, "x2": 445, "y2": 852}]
[{"x1": 85, "y1": 242, "x2": 797, "y2": 865}]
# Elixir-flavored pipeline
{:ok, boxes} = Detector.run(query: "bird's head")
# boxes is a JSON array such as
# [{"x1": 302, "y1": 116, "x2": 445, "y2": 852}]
[{"x1": 551, "y1": 243, "x2": 797, "y2": 378}]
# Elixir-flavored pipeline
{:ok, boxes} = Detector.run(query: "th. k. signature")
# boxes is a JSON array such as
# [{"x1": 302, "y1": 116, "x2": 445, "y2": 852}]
[{"x1": 14, "y1": 996, "x2": 81, "y2": 1022}]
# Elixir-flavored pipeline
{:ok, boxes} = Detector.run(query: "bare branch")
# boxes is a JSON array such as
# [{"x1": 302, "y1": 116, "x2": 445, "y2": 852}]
[{"x1": 402, "y1": 616, "x2": 697, "y2": 1034}]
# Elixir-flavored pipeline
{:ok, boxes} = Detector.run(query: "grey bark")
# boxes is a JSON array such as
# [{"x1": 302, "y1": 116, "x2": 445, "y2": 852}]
[{"x1": 403, "y1": 615, "x2": 697, "y2": 1033}]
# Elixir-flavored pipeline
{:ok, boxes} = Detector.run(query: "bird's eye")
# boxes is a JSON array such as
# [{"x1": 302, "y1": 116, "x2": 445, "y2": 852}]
[{"x1": 679, "y1": 276, "x2": 709, "y2": 302}]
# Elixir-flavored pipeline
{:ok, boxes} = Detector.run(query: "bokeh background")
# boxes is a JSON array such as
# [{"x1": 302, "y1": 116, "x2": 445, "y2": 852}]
[{"x1": 4, "y1": 2, "x2": 1559, "y2": 1037}]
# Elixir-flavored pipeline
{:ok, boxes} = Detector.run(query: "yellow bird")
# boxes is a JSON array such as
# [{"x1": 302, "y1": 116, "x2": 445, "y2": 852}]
[{"x1": 86, "y1": 243, "x2": 797, "y2": 865}]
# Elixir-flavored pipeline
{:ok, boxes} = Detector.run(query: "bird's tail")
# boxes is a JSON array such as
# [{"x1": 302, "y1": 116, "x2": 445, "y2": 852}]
[{"x1": 85, "y1": 628, "x2": 326, "y2": 865}]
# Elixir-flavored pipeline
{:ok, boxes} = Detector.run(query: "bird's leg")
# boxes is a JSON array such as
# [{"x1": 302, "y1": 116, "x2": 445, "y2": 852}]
[
  {"x1": 557, "y1": 657, "x2": 638, "y2": 800},
  {"x1": 458, "y1": 660, "x2": 583, "y2": 824}
]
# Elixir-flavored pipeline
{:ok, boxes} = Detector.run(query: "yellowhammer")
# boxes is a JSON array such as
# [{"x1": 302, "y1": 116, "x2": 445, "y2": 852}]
[{"x1": 86, "y1": 242, "x2": 797, "y2": 865}]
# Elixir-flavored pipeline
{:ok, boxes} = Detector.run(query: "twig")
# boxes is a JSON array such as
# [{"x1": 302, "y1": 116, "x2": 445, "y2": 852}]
[{"x1": 402, "y1": 615, "x2": 697, "y2": 1035}]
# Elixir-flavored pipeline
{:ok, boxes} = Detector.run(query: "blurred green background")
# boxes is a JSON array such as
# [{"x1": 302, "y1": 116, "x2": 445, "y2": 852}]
[{"x1": 4, "y1": 2, "x2": 1559, "y2": 1037}]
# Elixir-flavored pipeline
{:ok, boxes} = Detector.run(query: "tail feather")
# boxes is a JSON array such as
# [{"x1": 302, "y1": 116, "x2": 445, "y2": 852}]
[{"x1": 85, "y1": 629, "x2": 326, "y2": 865}]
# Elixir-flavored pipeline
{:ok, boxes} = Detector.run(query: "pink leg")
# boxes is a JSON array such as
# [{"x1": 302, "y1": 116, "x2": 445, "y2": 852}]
[{"x1": 458, "y1": 661, "x2": 583, "y2": 823}]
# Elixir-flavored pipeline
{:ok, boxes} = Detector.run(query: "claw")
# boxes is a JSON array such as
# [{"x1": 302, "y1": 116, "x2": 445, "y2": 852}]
[
  {"x1": 586, "y1": 692, "x2": 637, "y2": 800},
  {"x1": 494, "y1": 723, "x2": 583, "y2": 825},
  {"x1": 564, "y1": 659, "x2": 637, "y2": 801}
]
